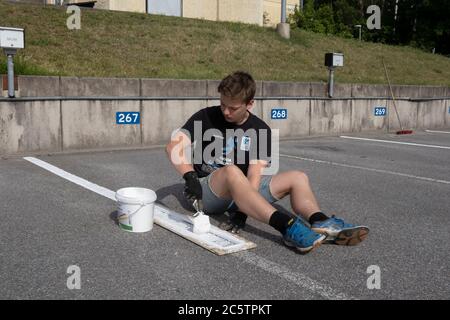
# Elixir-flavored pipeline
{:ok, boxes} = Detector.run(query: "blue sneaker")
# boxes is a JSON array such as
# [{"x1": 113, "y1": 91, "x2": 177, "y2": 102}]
[
  {"x1": 311, "y1": 215, "x2": 369, "y2": 246},
  {"x1": 283, "y1": 218, "x2": 326, "y2": 254}
]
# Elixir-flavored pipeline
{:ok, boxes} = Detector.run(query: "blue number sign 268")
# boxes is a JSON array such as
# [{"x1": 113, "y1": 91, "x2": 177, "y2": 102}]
[
  {"x1": 116, "y1": 112, "x2": 140, "y2": 124},
  {"x1": 374, "y1": 107, "x2": 387, "y2": 116},
  {"x1": 271, "y1": 109, "x2": 288, "y2": 119}
]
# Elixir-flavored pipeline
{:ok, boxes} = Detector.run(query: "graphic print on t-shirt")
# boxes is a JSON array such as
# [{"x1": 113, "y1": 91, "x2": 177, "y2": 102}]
[
  {"x1": 240, "y1": 136, "x2": 251, "y2": 152},
  {"x1": 181, "y1": 106, "x2": 272, "y2": 178}
]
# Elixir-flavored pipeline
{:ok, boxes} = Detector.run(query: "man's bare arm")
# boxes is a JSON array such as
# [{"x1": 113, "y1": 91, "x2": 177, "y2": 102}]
[
  {"x1": 165, "y1": 130, "x2": 195, "y2": 177},
  {"x1": 246, "y1": 160, "x2": 269, "y2": 191}
]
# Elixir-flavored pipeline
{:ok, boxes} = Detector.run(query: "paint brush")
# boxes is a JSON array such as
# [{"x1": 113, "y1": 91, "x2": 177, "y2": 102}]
[{"x1": 191, "y1": 199, "x2": 211, "y2": 234}]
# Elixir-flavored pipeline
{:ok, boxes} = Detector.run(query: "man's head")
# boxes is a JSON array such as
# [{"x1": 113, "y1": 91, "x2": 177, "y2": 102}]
[{"x1": 218, "y1": 71, "x2": 256, "y2": 124}]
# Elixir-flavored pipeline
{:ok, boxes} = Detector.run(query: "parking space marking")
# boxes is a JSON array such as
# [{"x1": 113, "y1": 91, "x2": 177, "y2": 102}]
[
  {"x1": 24, "y1": 157, "x2": 116, "y2": 200},
  {"x1": 340, "y1": 136, "x2": 450, "y2": 150},
  {"x1": 23, "y1": 156, "x2": 353, "y2": 300},
  {"x1": 237, "y1": 252, "x2": 356, "y2": 300},
  {"x1": 425, "y1": 130, "x2": 450, "y2": 134},
  {"x1": 280, "y1": 154, "x2": 450, "y2": 185}
]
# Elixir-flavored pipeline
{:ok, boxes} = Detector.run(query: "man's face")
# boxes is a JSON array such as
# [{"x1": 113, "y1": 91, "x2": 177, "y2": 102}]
[{"x1": 220, "y1": 94, "x2": 254, "y2": 124}]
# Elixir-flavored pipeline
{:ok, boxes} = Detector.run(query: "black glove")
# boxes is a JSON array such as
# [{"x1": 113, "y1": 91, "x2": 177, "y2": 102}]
[
  {"x1": 219, "y1": 211, "x2": 247, "y2": 234},
  {"x1": 183, "y1": 171, "x2": 202, "y2": 201}
]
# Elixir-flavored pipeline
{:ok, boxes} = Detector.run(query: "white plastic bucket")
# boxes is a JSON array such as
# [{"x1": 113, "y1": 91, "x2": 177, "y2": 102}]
[{"x1": 115, "y1": 187, "x2": 157, "y2": 233}]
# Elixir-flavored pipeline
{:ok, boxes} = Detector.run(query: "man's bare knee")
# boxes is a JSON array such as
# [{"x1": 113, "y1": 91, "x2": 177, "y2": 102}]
[
  {"x1": 223, "y1": 165, "x2": 245, "y2": 182},
  {"x1": 209, "y1": 165, "x2": 246, "y2": 199},
  {"x1": 224, "y1": 164, "x2": 241, "y2": 173},
  {"x1": 293, "y1": 170, "x2": 310, "y2": 185}
]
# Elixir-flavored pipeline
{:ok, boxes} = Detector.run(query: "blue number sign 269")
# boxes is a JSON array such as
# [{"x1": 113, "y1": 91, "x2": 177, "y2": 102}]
[
  {"x1": 271, "y1": 109, "x2": 288, "y2": 119},
  {"x1": 116, "y1": 112, "x2": 140, "y2": 124},
  {"x1": 374, "y1": 107, "x2": 387, "y2": 116}
]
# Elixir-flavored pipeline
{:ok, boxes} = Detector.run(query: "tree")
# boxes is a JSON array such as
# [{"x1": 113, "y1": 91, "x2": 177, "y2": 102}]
[{"x1": 291, "y1": 0, "x2": 450, "y2": 55}]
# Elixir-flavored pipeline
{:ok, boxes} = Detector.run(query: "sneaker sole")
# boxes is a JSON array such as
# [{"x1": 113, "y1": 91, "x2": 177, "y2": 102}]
[
  {"x1": 283, "y1": 234, "x2": 327, "y2": 254},
  {"x1": 313, "y1": 226, "x2": 369, "y2": 246}
]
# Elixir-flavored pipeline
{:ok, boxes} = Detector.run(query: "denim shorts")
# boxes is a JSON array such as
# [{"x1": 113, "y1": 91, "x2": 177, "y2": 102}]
[{"x1": 195, "y1": 173, "x2": 279, "y2": 215}]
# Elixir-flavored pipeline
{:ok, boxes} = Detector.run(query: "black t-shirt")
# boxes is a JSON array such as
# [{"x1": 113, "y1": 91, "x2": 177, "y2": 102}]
[{"x1": 181, "y1": 106, "x2": 272, "y2": 177}]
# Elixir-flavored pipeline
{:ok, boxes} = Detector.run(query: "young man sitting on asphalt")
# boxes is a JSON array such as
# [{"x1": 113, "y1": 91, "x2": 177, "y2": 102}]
[{"x1": 166, "y1": 71, "x2": 369, "y2": 253}]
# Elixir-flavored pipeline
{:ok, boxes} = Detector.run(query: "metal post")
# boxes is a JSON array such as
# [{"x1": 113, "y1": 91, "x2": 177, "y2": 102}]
[
  {"x1": 7, "y1": 54, "x2": 15, "y2": 98},
  {"x1": 328, "y1": 67, "x2": 334, "y2": 98},
  {"x1": 355, "y1": 25, "x2": 362, "y2": 41},
  {"x1": 277, "y1": 0, "x2": 290, "y2": 39},
  {"x1": 394, "y1": 0, "x2": 399, "y2": 34}
]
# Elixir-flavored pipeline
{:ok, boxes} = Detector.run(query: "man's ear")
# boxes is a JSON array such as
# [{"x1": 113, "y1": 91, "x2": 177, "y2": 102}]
[{"x1": 246, "y1": 99, "x2": 255, "y2": 111}]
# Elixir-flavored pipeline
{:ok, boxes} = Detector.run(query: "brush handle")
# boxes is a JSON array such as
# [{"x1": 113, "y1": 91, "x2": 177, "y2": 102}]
[{"x1": 192, "y1": 199, "x2": 204, "y2": 217}]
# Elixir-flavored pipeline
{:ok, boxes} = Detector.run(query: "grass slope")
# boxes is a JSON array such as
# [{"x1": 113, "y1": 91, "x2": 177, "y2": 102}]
[{"x1": 0, "y1": 0, "x2": 449, "y2": 85}]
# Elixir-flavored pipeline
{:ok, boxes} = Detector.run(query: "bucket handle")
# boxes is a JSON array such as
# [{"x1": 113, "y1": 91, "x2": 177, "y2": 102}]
[{"x1": 117, "y1": 201, "x2": 150, "y2": 220}]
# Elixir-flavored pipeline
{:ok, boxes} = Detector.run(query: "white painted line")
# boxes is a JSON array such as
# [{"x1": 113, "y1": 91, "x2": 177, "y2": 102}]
[
  {"x1": 280, "y1": 154, "x2": 450, "y2": 185},
  {"x1": 340, "y1": 136, "x2": 450, "y2": 150},
  {"x1": 238, "y1": 252, "x2": 356, "y2": 300},
  {"x1": 24, "y1": 156, "x2": 352, "y2": 299},
  {"x1": 425, "y1": 130, "x2": 450, "y2": 134},
  {"x1": 23, "y1": 157, "x2": 117, "y2": 200}
]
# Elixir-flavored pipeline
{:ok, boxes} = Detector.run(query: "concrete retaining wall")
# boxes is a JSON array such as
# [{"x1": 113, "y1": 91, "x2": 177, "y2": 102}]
[
  {"x1": 351, "y1": 99, "x2": 389, "y2": 132},
  {"x1": 0, "y1": 100, "x2": 61, "y2": 155},
  {"x1": 444, "y1": 100, "x2": 450, "y2": 128},
  {"x1": 142, "y1": 100, "x2": 206, "y2": 145},
  {"x1": 2, "y1": 97, "x2": 449, "y2": 156},
  {"x1": 62, "y1": 100, "x2": 141, "y2": 151},
  {"x1": 7, "y1": 76, "x2": 450, "y2": 99},
  {"x1": 417, "y1": 99, "x2": 446, "y2": 129},
  {"x1": 261, "y1": 100, "x2": 310, "y2": 137},
  {"x1": 61, "y1": 77, "x2": 141, "y2": 97},
  {"x1": 388, "y1": 100, "x2": 418, "y2": 131},
  {"x1": 263, "y1": 82, "x2": 310, "y2": 97},
  {"x1": 310, "y1": 100, "x2": 352, "y2": 135},
  {"x1": 1, "y1": 75, "x2": 449, "y2": 156},
  {"x1": 141, "y1": 79, "x2": 208, "y2": 97},
  {"x1": 18, "y1": 76, "x2": 61, "y2": 97}
]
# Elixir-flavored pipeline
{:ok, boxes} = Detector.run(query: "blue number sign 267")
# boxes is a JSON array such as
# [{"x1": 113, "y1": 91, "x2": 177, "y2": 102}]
[
  {"x1": 374, "y1": 107, "x2": 387, "y2": 116},
  {"x1": 271, "y1": 109, "x2": 288, "y2": 119},
  {"x1": 116, "y1": 112, "x2": 140, "y2": 124}
]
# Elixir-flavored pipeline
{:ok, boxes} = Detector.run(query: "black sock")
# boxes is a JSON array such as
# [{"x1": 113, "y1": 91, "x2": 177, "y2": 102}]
[
  {"x1": 269, "y1": 211, "x2": 294, "y2": 235},
  {"x1": 309, "y1": 212, "x2": 329, "y2": 225}
]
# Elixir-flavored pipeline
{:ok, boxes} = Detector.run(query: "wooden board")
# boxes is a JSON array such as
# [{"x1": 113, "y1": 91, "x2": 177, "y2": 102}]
[{"x1": 154, "y1": 205, "x2": 257, "y2": 255}]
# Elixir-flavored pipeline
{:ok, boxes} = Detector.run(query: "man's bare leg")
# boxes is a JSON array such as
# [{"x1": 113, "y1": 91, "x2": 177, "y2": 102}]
[
  {"x1": 268, "y1": 170, "x2": 369, "y2": 245},
  {"x1": 209, "y1": 168, "x2": 322, "y2": 222},
  {"x1": 268, "y1": 170, "x2": 322, "y2": 221},
  {"x1": 209, "y1": 165, "x2": 326, "y2": 252},
  {"x1": 208, "y1": 165, "x2": 276, "y2": 223}
]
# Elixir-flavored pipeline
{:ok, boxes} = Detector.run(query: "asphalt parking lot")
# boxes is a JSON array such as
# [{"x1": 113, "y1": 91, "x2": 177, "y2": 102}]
[{"x1": 0, "y1": 130, "x2": 449, "y2": 300}]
